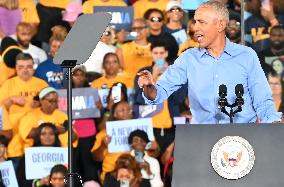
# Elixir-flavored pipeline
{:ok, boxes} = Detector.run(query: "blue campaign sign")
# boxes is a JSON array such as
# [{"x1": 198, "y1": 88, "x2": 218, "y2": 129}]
[
  {"x1": 94, "y1": 6, "x2": 133, "y2": 30},
  {"x1": 181, "y1": 0, "x2": 208, "y2": 10},
  {"x1": 25, "y1": 147, "x2": 68, "y2": 179},
  {"x1": 0, "y1": 161, "x2": 18, "y2": 187},
  {"x1": 57, "y1": 87, "x2": 101, "y2": 119},
  {"x1": 106, "y1": 118, "x2": 154, "y2": 153}
]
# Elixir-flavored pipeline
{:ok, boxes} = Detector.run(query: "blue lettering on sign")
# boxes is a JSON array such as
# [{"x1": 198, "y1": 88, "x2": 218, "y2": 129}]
[
  {"x1": 86, "y1": 96, "x2": 95, "y2": 109},
  {"x1": 111, "y1": 12, "x2": 131, "y2": 24},
  {"x1": 32, "y1": 153, "x2": 64, "y2": 163}
]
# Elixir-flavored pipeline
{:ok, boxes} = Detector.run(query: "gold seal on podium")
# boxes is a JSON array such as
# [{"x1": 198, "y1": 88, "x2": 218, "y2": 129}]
[{"x1": 211, "y1": 136, "x2": 255, "y2": 180}]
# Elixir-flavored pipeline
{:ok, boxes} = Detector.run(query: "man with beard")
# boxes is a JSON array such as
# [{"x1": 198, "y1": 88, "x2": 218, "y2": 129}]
[
  {"x1": 15, "y1": 22, "x2": 47, "y2": 69},
  {"x1": 258, "y1": 25, "x2": 284, "y2": 76},
  {"x1": 226, "y1": 16, "x2": 241, "y2": 44},
  {"x1": 138, "y1": 0, "x2": 281, "y2": 124}
]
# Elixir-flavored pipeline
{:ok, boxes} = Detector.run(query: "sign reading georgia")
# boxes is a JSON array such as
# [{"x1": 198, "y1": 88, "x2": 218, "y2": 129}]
[{"x1": 211, "y1": 136, "x2": 255, "y2": 180}]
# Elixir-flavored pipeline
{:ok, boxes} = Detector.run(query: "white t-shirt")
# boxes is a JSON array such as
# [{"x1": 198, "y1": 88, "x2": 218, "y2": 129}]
[
  {"x1": 83, "y1": 41, "x2": 116, "y2": 74},
  {"x1": 23, "y1": 44, "x2": 47, "y2": 69}
]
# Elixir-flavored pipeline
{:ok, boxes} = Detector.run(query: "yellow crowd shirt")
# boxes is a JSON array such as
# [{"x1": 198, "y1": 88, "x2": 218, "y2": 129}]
[
  {"x1": 91, "y1": 129, "x2": 126, "y2": 181},
  {"x1": 152, "y1": 100, "x2": 172, "y2": 129},
  {"x1": 133, "y1": 0, "x2": 168, "y2": 19},
  {"x1": 0, "y1": 76, "x2": 48, "y2": 157},
  {"x1": 91, "y1": 75, "x2": 132, "y2": 90},
  {"x1": 83, "y1": 0, "x2": 127, "y2": 14},
  {"x1": 19, "y1": 0, "x2": 40, "y2": 23},
  {"x1": 121, "y1": 41, "x2": 152, "y2": 80},
  {"x1": 39, "y1": 0, "x2": 69, "y2": 9},
  {"x1": 0, "y1": 62, "x2": 16, "y2": 87},
  {"x1": 19, "y1": 108, "x2": 68, "y2": 148}
]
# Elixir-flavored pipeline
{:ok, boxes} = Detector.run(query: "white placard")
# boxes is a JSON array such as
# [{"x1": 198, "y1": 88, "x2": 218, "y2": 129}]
[
  {"x1": 0, "y1": 161, "x2": 18, "y2": 187},
  {"x1": 25, "y1": 147, "x2": 68, "y2": 179},
  {"x1": 106, "y1": 118, "x2": 154, "y2": 153}
]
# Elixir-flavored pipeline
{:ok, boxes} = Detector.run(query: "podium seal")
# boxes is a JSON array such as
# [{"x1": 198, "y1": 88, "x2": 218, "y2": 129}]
[{"x1": 211, "y1": 136, "x2": 255, "y2": 180}]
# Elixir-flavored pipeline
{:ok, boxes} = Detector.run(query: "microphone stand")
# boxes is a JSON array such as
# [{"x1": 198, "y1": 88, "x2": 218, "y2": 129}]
[
  {"x1": 219, "y1": 97, "x2": 244, "y2": 124},
  {"x1": 61, "y1": 60, "x2": 79, "y2": 187}
]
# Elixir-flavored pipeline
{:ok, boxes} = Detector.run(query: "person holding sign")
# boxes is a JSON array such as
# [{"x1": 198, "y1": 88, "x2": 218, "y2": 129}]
[
  {"x1": 91, "y1": 101, "x2": 132, "y2": 182},
  {"x1": 128, "y1": 130, "x2": 163, "y2": 187},
  {"x1": 103, "y1": 153, "x2": 151, "y2": 187},
  {"x1": 17, "y1": 123, "x2": 61, "y2": 187}
]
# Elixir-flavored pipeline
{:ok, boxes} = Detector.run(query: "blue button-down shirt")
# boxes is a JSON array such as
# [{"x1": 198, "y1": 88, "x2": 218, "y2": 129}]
[{"x1": 143, "y1": 39, "x2": 281, "y2": 124}]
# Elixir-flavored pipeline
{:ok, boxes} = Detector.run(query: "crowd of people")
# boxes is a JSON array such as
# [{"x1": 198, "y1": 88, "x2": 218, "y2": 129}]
[{"x1": 0, "y1": 0, "x2": 283, "y2": 186}]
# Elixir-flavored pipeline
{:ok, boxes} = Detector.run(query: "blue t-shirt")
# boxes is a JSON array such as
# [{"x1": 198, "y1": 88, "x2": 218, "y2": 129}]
[{"x1": 35, "y1": 58, "x2": 64, "y2": 89}]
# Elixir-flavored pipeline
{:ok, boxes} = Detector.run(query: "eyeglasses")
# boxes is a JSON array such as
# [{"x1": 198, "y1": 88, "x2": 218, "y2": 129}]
[
  {"x1": 103, "y1": 31, "x2": 111, "y2": 36},
  {"x1": 150, "y1": 17, "x2": 163, "y2": 23},
  {"x1": 43, "y1": 98, "x2": 58, "y2": 103},
  {"x1": 132, "y1": 26, "x2": 147, "y2": 31},
  {"x1": 169, "y1": 7, "x2": 182, "y2": 12}
]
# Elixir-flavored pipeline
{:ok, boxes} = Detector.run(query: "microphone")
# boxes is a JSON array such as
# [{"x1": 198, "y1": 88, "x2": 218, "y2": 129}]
[
  {"x1": 235, "y1": 84, "x2": 244, "y2": 107},
  {"x1": 235, "y1": 84, "x2": 244, "y2": 98},
  {"x1": 218, "y1": 84, "x2": 228, "y2": 108}
]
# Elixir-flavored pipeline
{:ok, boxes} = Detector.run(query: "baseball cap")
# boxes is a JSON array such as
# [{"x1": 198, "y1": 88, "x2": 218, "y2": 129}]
[
  {"x1": 72, "y1": 65, "x2": 86, "y2": 73},
  {"x1": 39, "y1": 87, "x2": 57, "y2": 100},
  {"x1": 166, "y1": 1, "x2": 182, "y2": 12},
  {"x1": 62, "y1": 2, "x2": 82, "y2": 22}
]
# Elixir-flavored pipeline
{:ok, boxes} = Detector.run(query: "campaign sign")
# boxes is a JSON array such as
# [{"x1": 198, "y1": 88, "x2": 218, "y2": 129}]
[
  {"x1": 0, "y1": 161, "x2": 18, "y2": 187},
  {"x1": 138, "y1": 104, "x2": 164, "y2": 118},
  {"x1": 0, "y1": 107, "x2": 2, "y2": 130},
  {"x1": 57, "y1": 87, "x2": 101, "y2": 119},
  {"x1": 106, "y1": 118, "x2": 154, "y2": 153},
  {"x1": 25, "y1": 147, "x2": 68, "y2": 179},
  {"x1": 94, "y1": 6, "x2": 133, "y2": 30}
]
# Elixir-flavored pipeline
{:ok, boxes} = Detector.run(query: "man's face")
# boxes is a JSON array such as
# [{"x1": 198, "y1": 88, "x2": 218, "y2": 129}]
[
  {"x1": 151, "y1": 46, "x2": 168, "y2": 61},
  {"x1": 16, "y1": 27, "x2": 32, "y2": 49},
  {"x1": 192, "y1": 7, "x2": 220, "y2": 48},
  {"x1": 15, "y1": 59, "x2": 34, "y2": 81},
  {"x1": 147, "y1": 11, "x2": 164, "y2": 32},
  {"x1": 131, "y1": 21, "x2": 148, "y2": 41},
  {"x1": 226, "y1": 19, "x2": 241, "y2": 41},
  {"x1": 50, "y1": 40, "x2": 62, "y2": 58},
  {"x1": 270, "y1": 28, "x2": 284, "y2": 50}
]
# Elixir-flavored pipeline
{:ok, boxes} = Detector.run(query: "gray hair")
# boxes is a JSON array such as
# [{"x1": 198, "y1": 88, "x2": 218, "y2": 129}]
[{"x1": 199, "y1": 0, "x2": 229, "y2": 23}]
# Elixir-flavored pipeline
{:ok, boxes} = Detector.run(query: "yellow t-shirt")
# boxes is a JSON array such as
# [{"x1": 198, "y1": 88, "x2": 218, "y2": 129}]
[
  {"x1": 83, "y1": 0, "x2": 127, "y2": 14},
  {"x1": 152, "y1": 100, "x2": 172, "y2": 129},
  {"x1": 121, "y1": 41, "x2": 152, "y2": 80},
  {"x1": 133, "y1": 0, "x2": 168, "y2": 19},
  {"x1": 19, "y1": 108, "x2": 68, "y2": 148},
  {"x1": 178, "y1": 38, "x2": 199, "y2": 56},
  {"x1": 0, "y1": 76, "x2": 48, "y2": 157},
  {"x1": 0, "y1": 62, "x2": 16, "y2": 87},
  {"x1": 19, "y1": 0, "x2": 40, "y2": 23},
  {"x1": 39, "y1": 0, "x2": 69, "y2": 9},
  {"x1": 91, "y1": 75, "x2": 132, "y2": 89},
  {"x1": 91, "y1": 129, "x2": 125, "y2": 181}
]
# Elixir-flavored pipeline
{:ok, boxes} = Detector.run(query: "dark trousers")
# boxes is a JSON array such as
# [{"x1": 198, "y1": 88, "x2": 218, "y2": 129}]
[{"x1": 74, "y1": 136, "x2": 98, "y2": 182}]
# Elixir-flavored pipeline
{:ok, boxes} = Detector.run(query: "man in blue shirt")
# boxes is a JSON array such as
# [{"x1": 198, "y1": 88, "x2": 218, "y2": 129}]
[{"x1": 138, "y1": 0, "x2": 281, "y2": 124}]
